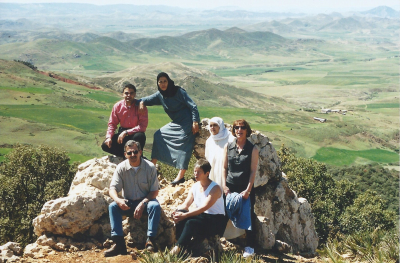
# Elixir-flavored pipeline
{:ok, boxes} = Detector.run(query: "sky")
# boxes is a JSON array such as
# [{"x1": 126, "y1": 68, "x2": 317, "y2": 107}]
[{"x1": 1, "y1": 0, "x2": 399, "y2": 13}]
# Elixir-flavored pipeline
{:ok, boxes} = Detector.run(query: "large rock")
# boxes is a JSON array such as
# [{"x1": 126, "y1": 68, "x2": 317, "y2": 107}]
[
  {"x1": 254, "y1": 175, "x2": 318, "y2": 252},
  {"x1": 26, "y1": 119, "x2": 318, "y2": 257},
  {"x1": 29, "y1": 156, "x2": 176, "y2": 256},
  {"x1": 0, "y1": 242, "x2": 22, "y2": 262}
]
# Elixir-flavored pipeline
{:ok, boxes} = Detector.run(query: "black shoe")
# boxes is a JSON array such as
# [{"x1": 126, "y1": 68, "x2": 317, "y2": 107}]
[
  {"x1": 104, "y1": 236, "x2": 127, "y2": 257},
  {"x1": 145, "y1": 237, "x2": 157, "y2": 252},
  {"x1": 170, "y1": 177, "x2": 185, "y2": 186}
]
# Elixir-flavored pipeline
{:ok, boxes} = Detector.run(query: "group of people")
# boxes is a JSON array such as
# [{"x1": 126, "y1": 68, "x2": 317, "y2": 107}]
[{"x1": 101, "y1": 72, "x2": 259, "y2": 258}]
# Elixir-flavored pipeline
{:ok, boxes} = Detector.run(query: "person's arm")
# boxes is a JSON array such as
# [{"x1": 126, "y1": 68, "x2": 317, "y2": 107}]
[
  {"x1": 109, "y1": 167, "x2": 129, "y2": 210},
  {"x1": 222, "y1": 144, "x2": 230, "y2": 195},
  {"x1": 179, "y1": 89, "x2": 200, "y2": 134},
  {"x1": 176, "y1": 188, "x2": 194, "y2": 212},
  {"x1": 240, "y1": 146, "x2": 259, "y2": 200},
  {"x1": 109, "y1": 187, "x2": 130, "y2": 211},
  {"x1": 133, "y1": 190, "x2": 159, "y2": 219},
  {"x1": 105, "y1": 104, "x2": 119, "y2": 147},
  {"x1": 137, "y1": 92, "x2": 162, "y2": 113},
  {"x1": 173, "y1": 185, "x2": 222, "y2": 223}
]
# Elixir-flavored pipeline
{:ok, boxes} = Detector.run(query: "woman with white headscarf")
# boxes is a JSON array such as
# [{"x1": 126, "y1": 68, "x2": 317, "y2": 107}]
[
  {"x1": 205, "y1": 117, "x2": 244, "y2": 240},
  {"x1": 205, "y1": 117, "x2": 234, "y2": 189}
]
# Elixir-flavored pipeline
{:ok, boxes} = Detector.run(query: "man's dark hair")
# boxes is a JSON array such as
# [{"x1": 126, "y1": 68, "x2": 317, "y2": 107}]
[
  {"x1": 123, "y1": 83, "x2": 136, "y2": 93},
  {"x1": 124, "y1": 140, "x2": 141, "y2": 152},
  {"x1": 195, "y1": 159, "x2": 211, "y2": 174}
]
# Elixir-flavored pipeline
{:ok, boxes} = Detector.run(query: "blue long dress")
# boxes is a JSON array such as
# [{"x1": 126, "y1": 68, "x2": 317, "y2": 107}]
[{"x1": 140, "y1": 88, "x2": 200, "y2": 170}]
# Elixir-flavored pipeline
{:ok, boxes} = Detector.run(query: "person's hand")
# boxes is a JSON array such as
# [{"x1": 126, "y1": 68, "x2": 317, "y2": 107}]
[
  {"x1": 117, "y1": 198, "x2": 130, "y2": 211},
  {"x1": 192, "y1": 122, "x2": 199, "y2": 134},
  {"x1": 105, "y1": 138, "x2": 112, "y2": 148},
  {"x1": 117, "y1": 131, "x2": 128, "y2": 144},
  {"x1": 173, "y1": 211, "x2": 186, "y2": 223},
  {"x1": 240, "y1": 190, "x2": 250, "y2": 200},
  {"x1": 223, "y1": 186, "x2": 231, "y2": 196},
  {"x1": 138, "y1": 101, "x2": 146, "y2": 114},
  {"x1": 134, "y1": 201, "x2": 145, "y2": 219}
]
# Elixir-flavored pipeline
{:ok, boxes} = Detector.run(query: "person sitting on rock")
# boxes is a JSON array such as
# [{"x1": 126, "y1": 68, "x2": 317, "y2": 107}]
[
  {"x1": 170, "y1": 159, "x2": 226, "y2": 255},
  {"x1": 222, "y1": 119, "x2": 259, "y2": 258},
  {"x1": 101, "y1": 83, "x2": 148, "y2": 158},
  {"x1": 104, "y1": 140, "x2": 161, "y2": 257}
]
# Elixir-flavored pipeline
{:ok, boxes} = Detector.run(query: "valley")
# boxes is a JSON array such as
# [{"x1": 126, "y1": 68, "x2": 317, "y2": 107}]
[{"x1": 0, "y1": 4, "x2": 398, "y2": 167}]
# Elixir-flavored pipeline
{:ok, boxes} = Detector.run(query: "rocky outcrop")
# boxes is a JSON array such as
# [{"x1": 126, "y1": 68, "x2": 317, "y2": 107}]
[
  {"x1": 0, "y1": 242, "x2": 22, "y2": 262},
  {"x1": 25, "y1": 119, "x2": 318, "y2": 258}
]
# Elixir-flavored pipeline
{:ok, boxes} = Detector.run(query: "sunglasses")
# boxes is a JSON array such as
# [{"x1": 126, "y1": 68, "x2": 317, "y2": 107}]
[
  {"x1": 234, "y1": 125, "x2": 245, "y2": 130},
  {"x1": 126, "y1": 150, "x2": 139, "y2": 155}
]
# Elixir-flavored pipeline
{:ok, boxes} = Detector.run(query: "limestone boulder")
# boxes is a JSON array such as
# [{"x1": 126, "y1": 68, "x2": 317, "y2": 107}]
[
  {"x1": 254, "y1": 175, "x2": 318, "y2": 253},
  {"x1": 33, "y1": 187, "x2": 109, "y2": 237},
  {"x1": 29, "y1": 155, "x2": 176, "y2": 258},
  {"x1": 0, "y1": 242, "x2": 22, "y2": 262}
]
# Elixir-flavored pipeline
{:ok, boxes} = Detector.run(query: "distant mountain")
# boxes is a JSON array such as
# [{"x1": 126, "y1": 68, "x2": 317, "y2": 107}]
[
  {"x1": 244, "y1": 20, "x2": 294, "y2": 34},
  {"x1": 318, "y1": 17, "x2": 371, "y2": 31},
  {"x1": 0, "y1": 3, "x2": 305, "y2": 33},
  {"x1": 361, "y1": 6, "x2": 400, "y2": 18},
  {"x1": 94, "y1": 62, "x2": 269, "y2": 109}
]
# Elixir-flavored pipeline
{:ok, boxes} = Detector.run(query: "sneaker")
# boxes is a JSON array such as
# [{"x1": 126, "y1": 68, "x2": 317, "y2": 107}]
[{"x1": 243, "y1": 246, "x2": 254, "y2": 258}]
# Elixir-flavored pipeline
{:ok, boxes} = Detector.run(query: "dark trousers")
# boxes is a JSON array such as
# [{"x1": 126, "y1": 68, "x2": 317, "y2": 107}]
[
  {"x1": 101, "y1": 128, "x2": 146, "y2": 158},
  {"x1": 175, "y1": 213, "x2": 225, "y2": 249},
  {"x1": 226, "y1": 182, "x2": 256, "y2": 248}
]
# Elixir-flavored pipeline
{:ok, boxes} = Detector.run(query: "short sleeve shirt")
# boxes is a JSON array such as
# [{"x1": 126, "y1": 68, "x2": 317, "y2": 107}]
[{"x1": 110, "y1": 158, "x2": 159, "y2": 200}]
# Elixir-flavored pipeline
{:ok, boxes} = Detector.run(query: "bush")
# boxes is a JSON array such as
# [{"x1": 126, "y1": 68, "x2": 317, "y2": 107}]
[
  {"x1": 339, "y1": 190, "x2": 396, "y2": 234},
  {"x1": 278, "y1": 145, "x2": 356, "y2": 243},
  {"x1": 279, "y1": 145, "x2": 398, "y2": 246},
  {"x1": 0, "y1": 144, "x2": 77, "y2": 246}
]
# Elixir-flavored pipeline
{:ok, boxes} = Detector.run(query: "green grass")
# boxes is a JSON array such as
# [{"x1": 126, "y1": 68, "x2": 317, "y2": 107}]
[
  {"x1": 0, "y1": 148, "x2": 12, "y2": 163},
  {"x1": 83, "y1": 91, "x2": 120, "y2": 104},
  {"x1": 365, "y1": 103, "x2": 400, "y2": 109},
  {"x1": 312, "y1": 147, "x2": 399, "y2": 166},
  {"x1": 68, "y1": 153, "x2": 93, "y2": 164},
  {"x1": 0, "y1": 105, "x2": 109, "y2": 133},
  {"x1": 0, "y1": 86, "x2": 54, "y2": 94}
]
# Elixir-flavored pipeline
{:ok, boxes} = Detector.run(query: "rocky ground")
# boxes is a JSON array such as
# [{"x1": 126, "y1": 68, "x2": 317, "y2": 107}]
[{"x1": 18, "y1": 248, "x2": 323, "y2": 263}]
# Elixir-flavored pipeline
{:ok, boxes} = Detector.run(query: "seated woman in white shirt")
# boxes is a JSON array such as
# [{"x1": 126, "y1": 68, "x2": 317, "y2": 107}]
[{"x1": 170, "y1": 159, "x2": 226, "y2": 255}]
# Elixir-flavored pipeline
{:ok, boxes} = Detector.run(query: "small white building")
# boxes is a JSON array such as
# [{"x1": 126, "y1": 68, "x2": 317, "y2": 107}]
[{"x1": 314, "y1": 117, "x2": 327, "y2": 123}]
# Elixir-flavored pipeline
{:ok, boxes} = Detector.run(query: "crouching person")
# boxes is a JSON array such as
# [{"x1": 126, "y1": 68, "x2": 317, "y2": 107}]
[
  {"x1": 170, "y1": 159, "x2": 226, "y2": 255},
  {"x1": 105, "y1": 140, "x2": 161, "y2": 257}
]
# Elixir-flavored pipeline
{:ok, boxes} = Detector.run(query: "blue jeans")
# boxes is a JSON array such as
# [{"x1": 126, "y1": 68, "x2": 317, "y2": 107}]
[{"x1": 109, "y1": 199, "x2": 161, "y2": 237}]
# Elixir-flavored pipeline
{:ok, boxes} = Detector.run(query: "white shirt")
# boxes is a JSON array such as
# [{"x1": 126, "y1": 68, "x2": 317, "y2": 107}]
[
  {"x1": 205, "y1": 133, "x2": 235, "y2": 188},
  {"x1": 192, "y1": 181, "x2": 225, "y2": 215}
]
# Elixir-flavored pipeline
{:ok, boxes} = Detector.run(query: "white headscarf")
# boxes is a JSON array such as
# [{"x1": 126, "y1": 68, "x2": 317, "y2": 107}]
[{"x1": 209, "y1": 117, "x2": 230, "y2": 141}]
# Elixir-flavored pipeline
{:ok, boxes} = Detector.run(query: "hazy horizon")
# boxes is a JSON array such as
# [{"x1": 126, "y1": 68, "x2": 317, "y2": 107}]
[{"x1": 0, "y1": 0, "x2": 399, "y2": 13}]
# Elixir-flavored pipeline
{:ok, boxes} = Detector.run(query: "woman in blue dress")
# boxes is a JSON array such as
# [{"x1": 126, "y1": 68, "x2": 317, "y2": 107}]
[{"x1": 138, "y1": 72, "x2": 200, "y2": 185}]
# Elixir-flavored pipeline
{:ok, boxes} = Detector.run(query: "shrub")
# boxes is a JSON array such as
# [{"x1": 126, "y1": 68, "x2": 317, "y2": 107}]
[
  {"x1": 278, "y1": 145, "x2": 356, "y2": 243},
  {"x1": 339, "y1": 190, "x2": 396, "y2": 234},
  {"x1": 0, "y1": 144, "x2": 77, "y2": 246}
]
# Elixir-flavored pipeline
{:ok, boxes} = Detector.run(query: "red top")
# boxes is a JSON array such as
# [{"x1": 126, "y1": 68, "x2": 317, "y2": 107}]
[{"x1": 106, "y1": 100, "x2": 148, "y2": 138}]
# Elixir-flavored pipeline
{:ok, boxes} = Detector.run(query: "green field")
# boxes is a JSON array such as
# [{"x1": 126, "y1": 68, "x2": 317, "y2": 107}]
[{"x1": 313, "y1": 147, "x2": 399, "y2": 166}]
